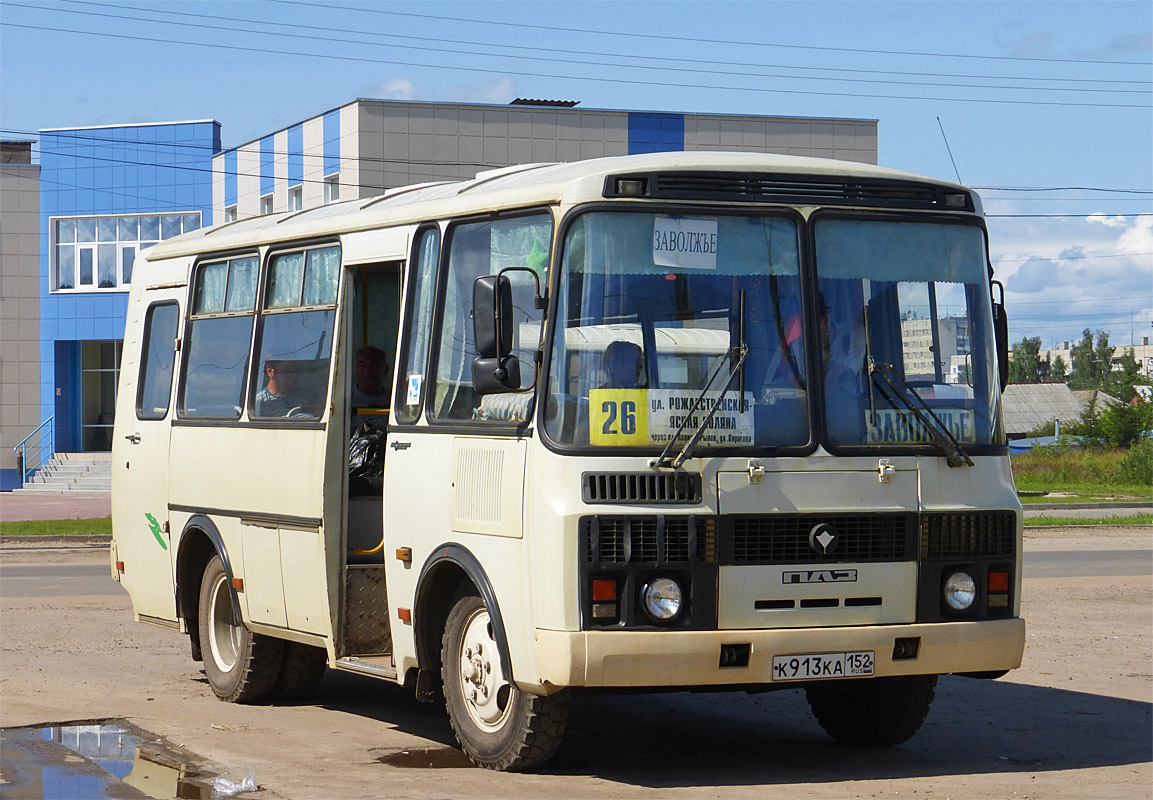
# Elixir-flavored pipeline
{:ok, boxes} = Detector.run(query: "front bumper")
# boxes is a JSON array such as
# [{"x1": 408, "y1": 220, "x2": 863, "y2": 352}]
[{"x1": 533, "y1": 617, "x2": 1025, "y2": 688}]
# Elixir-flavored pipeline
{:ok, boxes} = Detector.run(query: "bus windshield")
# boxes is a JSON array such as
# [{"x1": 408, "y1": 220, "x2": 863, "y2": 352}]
[
  {"x1": 544, "y1": 211, "x2": 808, "y2": 449},
  {"x1": 813, "y1": 216, "x2": 1003, "y2": 450}
]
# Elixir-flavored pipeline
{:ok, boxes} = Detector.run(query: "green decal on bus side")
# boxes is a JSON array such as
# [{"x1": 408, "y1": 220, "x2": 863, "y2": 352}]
[{"x1": 146, "y1": 513, "x2": 167, "y2": 550}]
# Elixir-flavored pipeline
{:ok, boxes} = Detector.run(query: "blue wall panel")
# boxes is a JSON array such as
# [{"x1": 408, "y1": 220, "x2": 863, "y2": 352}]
[
  {"x1": 323, "y1": 110, "x2": 340, "y2": 176},
  {"x1": 628, "y1": 113, "x2": 685, "y2": 155},
  {"x1": 37, "y1": 120, "x2": 221, "y2": 452}
]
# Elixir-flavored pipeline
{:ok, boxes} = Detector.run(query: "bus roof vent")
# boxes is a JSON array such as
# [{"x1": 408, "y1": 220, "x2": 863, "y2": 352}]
[
  {"x1": 582, "y1": 472, "x2": 702, "y2": 505},
  {"x1": 604, "y1": 171, "x2": 971, "y2": 211}
]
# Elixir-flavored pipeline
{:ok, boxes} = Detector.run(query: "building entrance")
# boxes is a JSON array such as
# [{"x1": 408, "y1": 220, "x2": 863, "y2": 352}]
[{"x1": 81, "y1": 340, "x2": 121, "y2": 451}]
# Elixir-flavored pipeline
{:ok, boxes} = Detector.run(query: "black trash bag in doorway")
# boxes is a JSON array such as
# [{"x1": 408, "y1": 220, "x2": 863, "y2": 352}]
[{"x1": 349, "y1": 419, "x2": 387, "y2": 494}]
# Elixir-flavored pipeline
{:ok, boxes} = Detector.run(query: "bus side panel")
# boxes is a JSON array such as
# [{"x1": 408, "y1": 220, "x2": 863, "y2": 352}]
[
  {"x1": 168, "y1": 426, "x2": 332, "y2": 636},
  {"x1": 111, "y1": 279, "x2": 186, "y2": 623}
]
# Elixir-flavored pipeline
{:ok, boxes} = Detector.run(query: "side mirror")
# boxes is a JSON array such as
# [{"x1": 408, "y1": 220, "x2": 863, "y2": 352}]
[
  {"x1": 472, "y1": 275, "x2": 520, "y2": 394},
  {"x1": 473, "y1": 274, "x2": 513, "y2": 358},
  {"x1": 991, "y1": 280, "x2": 1009, "y2": 391}
]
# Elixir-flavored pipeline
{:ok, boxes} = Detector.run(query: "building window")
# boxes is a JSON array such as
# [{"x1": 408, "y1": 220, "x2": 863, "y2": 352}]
[
  {"x1": 52, "y1": 213, "x2": 201, "y2": 292},
  {"x1": 225, "y1": 205, "x2": 238, "y2": 223},
  {"x1": 324, "y1": 175, "x2": 340, "y2": 204},
  {"x1": 289, "y1": 185, "x2": 303, "y2": 211},
  {"x1": 260, "y1": 194, "x2": 274, "y2": 216}
]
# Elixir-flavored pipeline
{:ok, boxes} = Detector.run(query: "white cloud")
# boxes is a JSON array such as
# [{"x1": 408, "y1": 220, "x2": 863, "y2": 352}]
[
  {"x1": 1086, "y1": 212, "x2": 1130, "y2": 228},
  {"x1": 375, "y1": 78, "x2": 419, "y2": 101}
]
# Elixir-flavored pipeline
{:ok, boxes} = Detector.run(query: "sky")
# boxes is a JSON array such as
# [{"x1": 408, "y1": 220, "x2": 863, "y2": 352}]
[{"x1": 1, "y1": 0, "x2": 1150, "y2": 352}]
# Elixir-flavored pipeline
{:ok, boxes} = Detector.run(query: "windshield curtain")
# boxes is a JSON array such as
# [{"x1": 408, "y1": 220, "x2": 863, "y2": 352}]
[
  {"x1": 544, "y1": 211, "x2": 808, "y2": 450},
  {"x1": 813, "y1": 217, "x2": 1003, "y2": 449}
]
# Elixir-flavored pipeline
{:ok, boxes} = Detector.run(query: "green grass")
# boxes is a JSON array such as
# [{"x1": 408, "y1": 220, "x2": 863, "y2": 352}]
[
  {"x1": 1024, "y1": 513, "x2": 1153, "y2": 527},
  {"x1": 0, "y1": 517, "x2": 112, "y2": 537},
  {"x1": 1011, "y1": 444, "x2": 1152, "y2": 501},
  {"x1": 1019, "y1": 491, "x2": 1152, "y2": 505}
]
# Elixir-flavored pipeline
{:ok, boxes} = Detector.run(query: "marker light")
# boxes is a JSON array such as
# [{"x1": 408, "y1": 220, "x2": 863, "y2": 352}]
[
  {"x1": 592, "y1": 579, "x2": 617, "y2": 602},
  {"x1": 943, "y1": 570, "x2": 977, "y2": 612},
  {"x1": 615, "y1": 178, "x2": 647, "y2": 196},
  {"x1": 642, "y1": 577, "x2": 683, "y2": 621}
]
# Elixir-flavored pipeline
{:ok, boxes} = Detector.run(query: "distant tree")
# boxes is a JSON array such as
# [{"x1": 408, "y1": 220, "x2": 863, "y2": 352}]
[
  {"x1": 1104, "y1": 347, "x2": 1144, "y2": 402},
  {"x1": 1069, "y1": 329, "x2": 1113, "y2": 390},
  {"x1": 1008, "y1": 336, "x2": 1043, "y2": 383},
  {"x1": 1049, "y1": 354, "x2": 1068, "y2": 383}
]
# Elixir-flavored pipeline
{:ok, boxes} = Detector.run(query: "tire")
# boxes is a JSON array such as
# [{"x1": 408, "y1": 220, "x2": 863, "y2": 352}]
[
  {"x1": 274, "y1": 642, "x2": 327, "y2": 702},
  {"x1": 198, "y1": 555, "x2": 284, "y2": 704},
  {"x1": 441, "y1": 594, "x2": 569, "y2": 771},
  {"x1": 805, "y1": 674, "x2": 937, "y2": 747}
]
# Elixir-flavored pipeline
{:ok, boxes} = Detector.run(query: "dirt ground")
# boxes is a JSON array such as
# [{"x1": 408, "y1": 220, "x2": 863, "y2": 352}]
[{"x1": 1, "y1": 526, "x2": 1150, "y2": 800}]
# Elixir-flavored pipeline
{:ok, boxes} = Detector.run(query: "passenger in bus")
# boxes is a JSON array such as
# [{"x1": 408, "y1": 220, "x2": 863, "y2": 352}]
[
  {"x1": 601, "y1": 341, "x2": 644, "y2": 389},
  {"x1": 352, "y1": 346, "x2": 391, "y2": 408},
  {"x1": 254, "y1": 359, "x2": 301, "y2": 417}
]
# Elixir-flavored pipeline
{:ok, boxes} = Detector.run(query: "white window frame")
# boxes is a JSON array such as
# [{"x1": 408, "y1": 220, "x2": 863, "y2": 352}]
[
  {"x1": 50, "y1": 212, "x2": 201, "y2": 294},
  {"x1": 288, "y1": 185, "x2": 303, "y2": 211},
  {"x1": 225, "y1": 205, "x2": 238, "y2": 223},
  {"x1": 323, "y1": 174, "x2": 340, "y2": 205},
  {"x1": 260, "y1": 193, "x2": 274, "y2": 216}
]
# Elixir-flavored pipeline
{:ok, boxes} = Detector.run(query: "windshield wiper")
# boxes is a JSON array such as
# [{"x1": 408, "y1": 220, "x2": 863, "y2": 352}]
[
  {"x1": 652, "y1": 342, "x2": 749, "y2": 470},
  {"x1": 868, "y1": 361, "x2": 974, "y2": 468}
]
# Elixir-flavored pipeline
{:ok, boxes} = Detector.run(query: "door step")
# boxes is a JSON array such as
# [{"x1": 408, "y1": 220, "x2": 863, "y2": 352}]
[{"x1": 334, "y1": 655, "x2": 397, "y2": 681}]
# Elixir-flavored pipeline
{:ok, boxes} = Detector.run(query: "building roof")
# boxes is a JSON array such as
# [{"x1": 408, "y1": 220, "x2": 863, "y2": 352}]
[{"x1": 1001, "y1": 383, "x2": 1085, "y2": 436}]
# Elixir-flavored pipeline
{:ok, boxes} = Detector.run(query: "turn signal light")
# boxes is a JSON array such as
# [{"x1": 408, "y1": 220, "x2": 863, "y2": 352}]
[
  {"x1": 592, "y1": 579, "x2": 617, "y2": 602},
  {"x1": 988, "y1": 571, "x2": 1009, "y2": 592}
]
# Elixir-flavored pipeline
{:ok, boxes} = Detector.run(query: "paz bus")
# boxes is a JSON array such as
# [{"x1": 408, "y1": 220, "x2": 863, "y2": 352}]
[{"x1": 111, "y1": 151, "x2": 1024, "y2": 770}]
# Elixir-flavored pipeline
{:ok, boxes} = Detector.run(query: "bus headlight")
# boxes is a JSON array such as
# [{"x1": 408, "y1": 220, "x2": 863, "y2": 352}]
[
  {"x1": 642, "y1": 577, "x2": 683, "y2": 621},
  {"x1": 943, "y1": 570, "x2": 977, "y2": 612}
]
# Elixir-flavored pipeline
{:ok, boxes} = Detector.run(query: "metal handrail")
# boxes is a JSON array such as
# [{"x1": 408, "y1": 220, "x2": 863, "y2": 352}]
[{"x1": 12, "y1": 415, "x2": 54, "y2": 487}]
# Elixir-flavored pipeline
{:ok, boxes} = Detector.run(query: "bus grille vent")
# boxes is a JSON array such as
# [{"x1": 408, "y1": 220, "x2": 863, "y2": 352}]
[
  {"x1": 582, "y1": 472, "x2": 702, "y2": 504},
  {"x1": 921, "y1": 511, "x2": 1016, "y2": 558},
  {"x1": 727, "y1": 513, "x2": 915, "y2": 564},
  {"x1": 582, "y1": 515, "x2": 716, "y2": 564},
  {"x1": 603, "y1": 171, "x2": 968, "y2": 210}
]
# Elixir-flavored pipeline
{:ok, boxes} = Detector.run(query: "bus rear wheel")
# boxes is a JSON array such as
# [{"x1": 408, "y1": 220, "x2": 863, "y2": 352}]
[
  {"x1": 805, "y1": 674, "x2": 937, "y2": 747},
  {"x1": 441, "y1": 594, "x2": 569, "y2": 771},
  {"x1": 198, "y1": 554, "x2": 283, "y2": 703}
]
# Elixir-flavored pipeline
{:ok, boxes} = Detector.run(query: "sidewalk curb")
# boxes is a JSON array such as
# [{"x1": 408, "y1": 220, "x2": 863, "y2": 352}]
[{"x1": 1022, "y1": 502, "x2": 1153, "y2": 511}]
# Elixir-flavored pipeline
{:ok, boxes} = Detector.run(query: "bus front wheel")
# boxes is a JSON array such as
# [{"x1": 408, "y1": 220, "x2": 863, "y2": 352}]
[
  {"x1": 805, "y1": 674, "x2": 937, "y2": 747},
  {"x1": 441, "y1": 594, "x2": 569, "y2": 771},
  {"x1": 198, "y1": 555, "x2": 283, "y2": 703}
]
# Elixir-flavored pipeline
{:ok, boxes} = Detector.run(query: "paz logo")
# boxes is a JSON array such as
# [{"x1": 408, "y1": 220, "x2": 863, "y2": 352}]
[
  {"x1": 145, "y1": 513, "x2": 167, "y2": 550},
  {"x1": 808, "y1": 523, "x2": 837, "y2": 556}
]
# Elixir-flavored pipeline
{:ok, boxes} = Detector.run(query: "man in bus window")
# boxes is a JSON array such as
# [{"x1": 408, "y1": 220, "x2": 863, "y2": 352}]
[
  {"x1": 601, "y1": 341, "x2": 644, "y2": 389},
  {"x1": 255, "y1": 359, "x2": 301, "y2": 417},
  {"x1": 352, "y1": 346, "x2": 391, "y2": 407}
]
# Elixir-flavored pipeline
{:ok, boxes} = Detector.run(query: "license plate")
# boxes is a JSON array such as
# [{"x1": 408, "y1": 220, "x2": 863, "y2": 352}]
[{"x1": 771, "y1": 651, "x2": 875, "y2": 681}]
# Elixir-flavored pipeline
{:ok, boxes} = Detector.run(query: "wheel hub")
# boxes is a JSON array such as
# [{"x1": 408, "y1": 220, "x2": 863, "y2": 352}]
[{"x1": 458, "y1": 611, "x2": 510, "y2": 730}]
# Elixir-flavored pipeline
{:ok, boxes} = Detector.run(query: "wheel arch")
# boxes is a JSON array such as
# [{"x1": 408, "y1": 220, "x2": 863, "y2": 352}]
[
  {"x1": 414, "y1": 543, "x2": 513, "y2": 682},
  {"x1": 176, "y1": 514, "x2": 240, "y2": 659}
]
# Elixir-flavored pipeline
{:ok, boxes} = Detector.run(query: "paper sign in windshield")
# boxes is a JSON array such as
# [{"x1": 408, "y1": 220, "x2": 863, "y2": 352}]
[
  {"x1": 866, "y1": 408, "x2": 976, "y2": 445},
  {"x1": 652, "y1": 216, "x2": 718, "y2": 271},
  {"x1": 590, "y1": 388, "x2": 755, "y2": 447}
]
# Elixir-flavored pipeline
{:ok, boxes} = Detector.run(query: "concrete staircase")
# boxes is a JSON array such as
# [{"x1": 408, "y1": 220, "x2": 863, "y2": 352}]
[{"x1": 15, "y1": 453, "x2": 112, "y2": 494}]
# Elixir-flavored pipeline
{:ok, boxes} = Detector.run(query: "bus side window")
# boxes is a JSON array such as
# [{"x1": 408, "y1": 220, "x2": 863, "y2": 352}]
[
  {"x1": 431, "y1": 214, "x2": 551, "y2": 422},
  {"x1": 136, "y1": 301, "x2": 180, "y2": 419},
  {"x1": 250, "y1": 246, "x2": 340, "y2": 420},
  {"x1": 180, "y1": 256, "x2": 258, "y2": 419},
  {"x1": 395, "y1": 227, "x2": 440, "y2": 424}
]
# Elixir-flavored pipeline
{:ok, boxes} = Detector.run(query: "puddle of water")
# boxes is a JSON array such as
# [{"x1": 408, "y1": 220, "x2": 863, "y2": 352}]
[
  {"x1": 0, "y1": 720, "x2": 216, "y2": 800},
  {"x1": 375, "y1": 747, "x2": 474, "y2": 769}
]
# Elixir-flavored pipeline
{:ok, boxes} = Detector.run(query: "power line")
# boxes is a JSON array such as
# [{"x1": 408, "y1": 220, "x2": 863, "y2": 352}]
[
  {"x1": 18, "y1": 1, "x2": 1148, "y2": 97},
  {"x1": 987, "y1": 213, "x2": 1152, "y2": 218},
  {"x1": 272, "y1": 0, "x2": 1153, "y2": 68},
  {"x1": 994, "y1": 253, "x2": 1153, "y2": 264},
  {"x1": 975, "y1": 186, "x2": 1153, "y2": 194},
  {"x1": 49, "y1": 0, "x2": 1153, "y2": 88},
  {"x1": 5, "y1": 22, "x2": 1149, "y2": 110}
]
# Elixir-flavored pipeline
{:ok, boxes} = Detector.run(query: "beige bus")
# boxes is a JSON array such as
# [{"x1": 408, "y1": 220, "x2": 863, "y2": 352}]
[{"x1": 111, "y1": 151, "x2": 1025, "y2": 770}]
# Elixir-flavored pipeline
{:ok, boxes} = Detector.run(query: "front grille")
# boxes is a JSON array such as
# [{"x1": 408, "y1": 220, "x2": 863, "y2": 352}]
[
  {"x1": 582, "y1": 515, "x2": 716, "y2": 564},
  {"x1": 604, "y1": 171, "x2": 970, "y2": 211},
  {"x1": 582, "y1": 471, "x2": 702, "y2": 505},
  {"x1": 921, "y1": 511, "x2": 1016, "y2": 558},
  {"x1": 725, "y1": 513, "x2": 915, "y2": 564}
]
